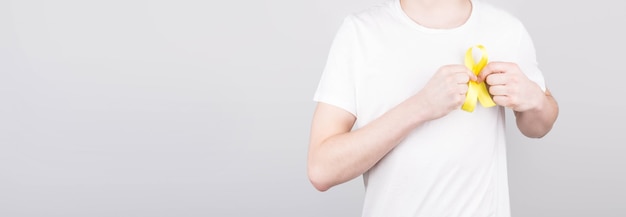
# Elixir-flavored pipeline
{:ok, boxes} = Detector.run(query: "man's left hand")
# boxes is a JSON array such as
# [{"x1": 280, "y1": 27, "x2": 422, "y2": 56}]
[{"x1": 478, "y1": 62, "x2": 546, "y2": 112}]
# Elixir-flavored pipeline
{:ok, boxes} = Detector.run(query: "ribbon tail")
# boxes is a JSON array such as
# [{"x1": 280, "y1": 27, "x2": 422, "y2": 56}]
[
  {"x1": 462, "y1": 81, "x2": 479, "y2": 112},
  {"x1": 476, "y1": 82, "x2": 496, "y2": 108}
]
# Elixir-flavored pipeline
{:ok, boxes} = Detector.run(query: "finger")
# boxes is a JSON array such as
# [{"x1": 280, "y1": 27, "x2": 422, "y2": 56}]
[
  {"x1": 458, "y1": 83, "x2": 469, "y2": 95},
  {"x1": 448, "y1": 68, "x2": 476, "y2": 82},
  {"x1": 441, "y1": 64, "x2": 470, "y2": 74},
  {"x1": 448, "y1": 64, "x2": 471, "y2": 71},
  {"x1": 492, "y1": 95, "x2": 510, "y2": 107},
  {"x1": 485, "y1": 73, "x2": 507, "y2": 85},
  {"x1": 455, "y1": 95, "x2": 466, "y2": 106},
  {"x1": 488, "y1": 85, "x2": 508, "y2": 96},
  {"x1": 467, "y1": 69, "x2": 478, "y2": 82},
  {"x1": 478, "y1": 62, "x2": 513, "y2": 82},
  {"x1": 455, "y1": 73, "x2": 470, "y2": 84}
]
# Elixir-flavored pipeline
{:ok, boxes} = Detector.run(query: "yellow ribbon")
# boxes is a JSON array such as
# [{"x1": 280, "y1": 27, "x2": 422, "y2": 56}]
[{"x1": 461, "y1": 45, "x2": 496, "y2": 112}]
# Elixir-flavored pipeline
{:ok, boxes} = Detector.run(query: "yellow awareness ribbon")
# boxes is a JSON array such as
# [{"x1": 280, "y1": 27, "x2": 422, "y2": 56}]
[{"x1": 461, "y1": 45, "x2": 496, "y2": 112}]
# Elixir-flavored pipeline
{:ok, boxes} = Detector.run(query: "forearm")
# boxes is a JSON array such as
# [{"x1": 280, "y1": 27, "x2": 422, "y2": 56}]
[
  {"x1": 308, "y1": 99, "x2": 429, "y2": 191},
  {"x1": 514, "y1": 89, "x2": 559, "y2": 138}
]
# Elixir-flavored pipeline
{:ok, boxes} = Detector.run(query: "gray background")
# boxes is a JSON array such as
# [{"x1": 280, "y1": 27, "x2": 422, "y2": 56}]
[{"x1": 0, "y1": 0, "x2": 624, "y2": 216}]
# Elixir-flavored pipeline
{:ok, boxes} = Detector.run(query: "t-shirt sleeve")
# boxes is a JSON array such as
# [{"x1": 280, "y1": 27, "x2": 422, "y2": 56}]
[
  {"x1": 313, "y1": 16, "x2": 358, "y2": 117},
  {"x1": 516, "y1": 23, "x2": 547, "y2": 91}
]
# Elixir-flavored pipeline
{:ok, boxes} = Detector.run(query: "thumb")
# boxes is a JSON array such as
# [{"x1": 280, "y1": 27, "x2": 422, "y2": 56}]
[{"x1": 467, "y1": 68, "x2": 478, "y2": 82}]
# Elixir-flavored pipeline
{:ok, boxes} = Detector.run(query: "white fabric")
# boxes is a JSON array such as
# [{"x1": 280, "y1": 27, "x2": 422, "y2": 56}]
[{"x1": 313, "y1": 0, "x2": 546, "y2": 216}]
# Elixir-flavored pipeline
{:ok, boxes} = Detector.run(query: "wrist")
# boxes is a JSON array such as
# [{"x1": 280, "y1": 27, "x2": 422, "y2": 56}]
[
  {"x1": 518, "y1": 89, "x2": 549, "y2": 113},
  {"x1": 401, "y1": 96, "x2": 434, "y2": 127}
]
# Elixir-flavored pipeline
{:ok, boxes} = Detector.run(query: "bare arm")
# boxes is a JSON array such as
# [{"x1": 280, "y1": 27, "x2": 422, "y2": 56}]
[
  {"x1": 514, "y1": 88, "x2": 558, "y2": 138},
  {"x1": 308, "y1": 101, "x2": 425, "y2": 192},
  {"x1": 308, "y1": 65, "x2": 476, "y2": 191}
]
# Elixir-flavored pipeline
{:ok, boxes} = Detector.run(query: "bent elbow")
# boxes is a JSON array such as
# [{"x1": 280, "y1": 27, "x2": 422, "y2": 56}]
[
  {"x1": 521, "y1": 129, "x2": 548, "y2": 139},
  {"x1": 522, "y1": 124, "x2": 554, "y2": 138},
  {"x1": 526, "y1": 133, "x2": 546, "y2": 139},
  {"x1": 307, "y1": 165, "x2": 332, "y2": 192},
  {"x1": 517, "y1": 119, "x2": 555, "y2": 139}
]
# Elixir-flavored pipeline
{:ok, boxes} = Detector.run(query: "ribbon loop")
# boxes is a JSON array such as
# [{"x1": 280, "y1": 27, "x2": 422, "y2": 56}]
[{"x1": 461, "y1": 45, "x2": 496, "y2": 112}]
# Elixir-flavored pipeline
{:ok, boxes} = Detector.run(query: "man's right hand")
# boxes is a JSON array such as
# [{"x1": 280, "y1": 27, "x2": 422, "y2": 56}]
[
  {"x1": 409, "y1": 64, "x2": 476, "y2": 120},
  {"x1": 308, "y1": 64, "x2": 477, "y2": 191}
]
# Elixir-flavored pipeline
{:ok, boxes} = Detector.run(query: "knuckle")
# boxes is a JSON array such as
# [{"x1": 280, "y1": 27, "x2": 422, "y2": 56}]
[
  {"x1": 448, "y1": 88, "x2": 458, "y2": 96},
  {"x1": 486, "y1": 75, "x2": 498, "y2": 84},
  {"x1": 446, "y1": 76, "x2": 454, "y2": 83},
  {"x1": 457, "y1": 95, "x2": 465, "y2": 103}
]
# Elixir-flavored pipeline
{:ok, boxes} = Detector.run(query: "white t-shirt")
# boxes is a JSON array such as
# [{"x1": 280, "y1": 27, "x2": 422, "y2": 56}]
[{"x1": 313, "y1": 0, "x2": 546, "y2": 216}]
